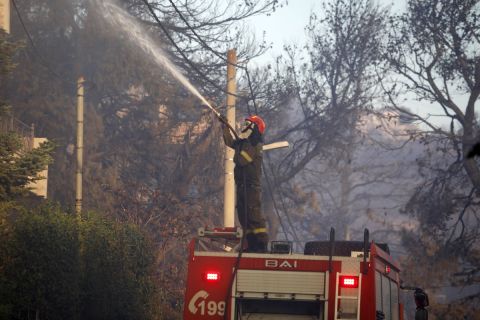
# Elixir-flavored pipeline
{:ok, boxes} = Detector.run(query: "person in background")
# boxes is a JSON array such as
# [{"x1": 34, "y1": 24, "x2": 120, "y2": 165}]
[{"x1": 467, "y1": 141, "x2": 480, "y2": 158}]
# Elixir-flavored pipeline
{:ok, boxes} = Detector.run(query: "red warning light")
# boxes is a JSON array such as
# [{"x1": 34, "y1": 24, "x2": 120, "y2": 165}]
[
  {"x1": 204, "y1": 272, "x2": 221, "y2": 282},
  {"x1": 385, "y1": 265, "x2": 391, "y2": 274},
  {"x1": 339, "y1": 275, "x2": 359, "y2": 288}
]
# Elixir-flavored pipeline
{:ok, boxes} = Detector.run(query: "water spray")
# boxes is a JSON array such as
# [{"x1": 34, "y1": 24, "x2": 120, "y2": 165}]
[{"x1": 93, "y1": 0, "x2": 234, "y2": 130}]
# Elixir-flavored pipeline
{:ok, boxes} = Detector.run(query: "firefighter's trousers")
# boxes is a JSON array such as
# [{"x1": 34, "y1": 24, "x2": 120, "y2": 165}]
[{"x1": 236, "y1": 184, "x2": 268, "y2": 252}]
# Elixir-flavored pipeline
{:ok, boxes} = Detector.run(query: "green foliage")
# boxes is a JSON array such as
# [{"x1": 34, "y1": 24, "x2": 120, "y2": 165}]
[
  {"x1": 80, "y1": 213, "x2": 157, "y2": 320},
  {"x1": 0, "y1": 22, "x2": 54, "y2": 202},
  {"x1": 0, "y1": 30, "x2": 22, "y2": 76},
  {"x1": 0, "y1": 29, "x2": 22, "y2": 117},
  {"x1": 0, "y1": 132, "x2": 55, "y2": 200},
  {"x1": 0, "y1": 204, "x2": 159, "y2": 320},
  {"x1": 0, "y1": 203, "x2": 80, "y2": 320}
]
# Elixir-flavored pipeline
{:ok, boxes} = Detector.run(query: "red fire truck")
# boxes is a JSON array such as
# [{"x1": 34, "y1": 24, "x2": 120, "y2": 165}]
[{"x1": 184, "y1": 228, "x2": 409, "y2": 320}]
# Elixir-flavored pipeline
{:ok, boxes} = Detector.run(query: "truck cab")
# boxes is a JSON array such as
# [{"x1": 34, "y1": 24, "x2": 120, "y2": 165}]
[{"x1": 183, "y1": 228, "x2": 403, "y2": 320}]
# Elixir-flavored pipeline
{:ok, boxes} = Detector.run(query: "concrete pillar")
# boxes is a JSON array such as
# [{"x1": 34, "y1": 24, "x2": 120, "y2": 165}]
[
  {"x1": 75, "y1": 76, "x2": 84, "y2": 217},
  {"x1": 223, "y1": 49, "x2": 236, "y2": 227}
]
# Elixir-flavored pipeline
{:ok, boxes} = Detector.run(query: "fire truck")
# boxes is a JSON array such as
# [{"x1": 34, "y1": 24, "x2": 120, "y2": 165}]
[
  {"x1": 183, "y1": 52, "x2": 430, "y2": 319},
  {"x1": 183, "y1": 227, "x2": 410, "y2": 320}
]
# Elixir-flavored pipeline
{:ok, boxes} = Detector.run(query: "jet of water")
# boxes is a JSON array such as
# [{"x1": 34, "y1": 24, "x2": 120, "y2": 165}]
[{"x1": 93, "y1": 0, "x2": 218, "y2": 115}]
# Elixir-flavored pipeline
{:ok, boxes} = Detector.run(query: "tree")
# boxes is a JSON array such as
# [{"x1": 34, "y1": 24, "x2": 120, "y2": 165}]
[
  {"x1": 0, "y1": 29, "x2": 20, "y2": 77},
  {"x1": 0, "y1": 204, "x2": 81, "y2": 320},
  {"x1": 0, "y1": 204, "x2": 159, "y2": 320},
  {"x1": 3, "y1": 1, "x2": 286, "y2": 317},
  {"x1": 280, "y1": 0, "x2": 388, "y2": 181},
  {"x1": 383, "y1": 0, "x2": 480, "y2": 313},
  {"x1": 80, "y1": 213, "x2": 158, "y2": 320},
  {"x1": 385, "y1": 0, "x2": 480, "y2": 186},
  {"x1": 0, "y1": 132, "x2": 55, "y2": 200},
  {"x1": 0, "y1": 30, "x2": 54, "y2": 201},
  {"x1": 121, "y1": 0, "x2": 282, "y2": 95},
  {"x1": 244, "y1": 0, "x2": 391, "y2": 241},
  {"x1": 3, "y1": 0, "x2": 282, "y2": 210}
]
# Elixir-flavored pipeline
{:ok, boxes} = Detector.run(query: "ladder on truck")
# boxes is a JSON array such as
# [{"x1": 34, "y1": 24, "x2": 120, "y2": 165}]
[{"x1": 334, "y1": 272, "x2": 362, "y2": 320}]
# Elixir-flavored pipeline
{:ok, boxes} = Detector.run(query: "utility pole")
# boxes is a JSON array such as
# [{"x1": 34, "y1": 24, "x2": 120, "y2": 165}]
[
  {"x1": 223, "y1": 49, "x2": 236, "y2": 227},
  {"x1": 75, "y1": 76, "x2": 84, "y2": 217},
  {"x1": 0, "y1": 0, "x2": 10, "y2": 33}
]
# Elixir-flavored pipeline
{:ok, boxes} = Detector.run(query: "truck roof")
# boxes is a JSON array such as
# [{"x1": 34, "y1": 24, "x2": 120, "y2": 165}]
[{"x1": 304, "y1": 240, "x2": 390, "y2": 256}]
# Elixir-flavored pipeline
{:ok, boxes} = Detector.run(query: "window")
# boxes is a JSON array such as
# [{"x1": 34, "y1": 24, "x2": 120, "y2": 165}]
[
  {"x1": 382, "y1": 275, "x2": 391, "y2": 320},
  {"x1": 375, "y1": 271, "x2": 382, "y2": 312},
  {"x1": 390, "y1": 281, "x2": 399, "y2": 320},
  {"x1": 375, "y1": 269, "x2": 399, "y2": 320}
]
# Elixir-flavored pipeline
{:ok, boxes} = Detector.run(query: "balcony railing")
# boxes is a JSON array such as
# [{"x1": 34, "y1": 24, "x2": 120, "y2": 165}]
[{"x1": 0, "y1": 115, "x2": 35, "y2": 151}]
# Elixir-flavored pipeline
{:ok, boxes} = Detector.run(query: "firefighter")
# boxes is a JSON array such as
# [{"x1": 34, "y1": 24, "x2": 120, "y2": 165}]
[{"x1": 221, "y1": 115, "x2": 268, "y2": 253}]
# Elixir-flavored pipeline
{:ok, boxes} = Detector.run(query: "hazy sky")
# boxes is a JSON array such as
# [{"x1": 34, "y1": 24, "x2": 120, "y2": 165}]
[
  {"x1": 248, "y1": 0, "x2": 461, "y2": 129},
  {"x1": 250, "y1": 0, "x2": 405, "y2": 65},
  {"x1": 250, "y1": 1, "x2": 318, "y2": 64}
]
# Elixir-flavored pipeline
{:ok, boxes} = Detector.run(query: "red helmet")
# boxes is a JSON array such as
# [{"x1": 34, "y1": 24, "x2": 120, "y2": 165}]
[{"x1": 245, "y1": 115, "x2": 266, "y2": 134}]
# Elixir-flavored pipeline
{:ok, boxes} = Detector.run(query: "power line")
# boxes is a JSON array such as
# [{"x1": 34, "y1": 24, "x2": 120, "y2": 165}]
[{"x1": 11, "y1": 0, "x2": 35, "y2": 48}]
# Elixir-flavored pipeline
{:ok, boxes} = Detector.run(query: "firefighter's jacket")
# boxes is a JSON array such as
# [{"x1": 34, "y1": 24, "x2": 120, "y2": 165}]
[{"x1": 222, "y1": 127, "x2": 263, "y2": 187}]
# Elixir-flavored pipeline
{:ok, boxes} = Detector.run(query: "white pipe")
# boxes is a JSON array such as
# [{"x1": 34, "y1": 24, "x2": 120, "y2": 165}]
[
  {"x1": 1, "y1": 0, "x2": 10, "y2": 33},
  {"x1": 75, "y1": 76, "x2": 84, "y2": 217},
  {"x1": 223, "y1": 49, "x2": 236, "y2": 228},
  {"x1": 262, "y1": 141, "x2": 289, "y2": 151}
]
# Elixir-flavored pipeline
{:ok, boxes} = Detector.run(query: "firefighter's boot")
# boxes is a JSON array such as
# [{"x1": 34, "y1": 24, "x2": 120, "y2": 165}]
[
  {"x1": 246, "y1": 232, "x2": 269, "y2": 253},
  {"x1": 245, "y1": 233, "x2": 256, "y2": 252},
  {"x1": 254, "y1": 232, "x2": 269, "y2": 253}
]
